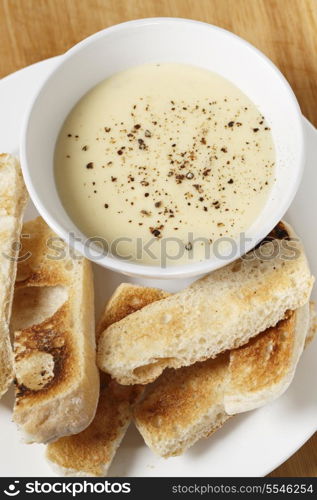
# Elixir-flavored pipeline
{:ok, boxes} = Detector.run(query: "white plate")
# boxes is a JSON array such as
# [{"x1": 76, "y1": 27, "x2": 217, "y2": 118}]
[{"x1": 0, "y1": 58, "x2": 316, "y2": 477}]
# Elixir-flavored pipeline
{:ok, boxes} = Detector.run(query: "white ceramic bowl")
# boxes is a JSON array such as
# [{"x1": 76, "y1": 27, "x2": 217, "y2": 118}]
[{"x1": 20, "y1": 18, "x2": 305, "y2": 279}]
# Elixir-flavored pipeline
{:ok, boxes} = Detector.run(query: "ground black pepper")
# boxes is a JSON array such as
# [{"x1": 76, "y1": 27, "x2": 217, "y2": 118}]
[{"x1": 60, "y1": 72, "x2": 274, "y2": 258}]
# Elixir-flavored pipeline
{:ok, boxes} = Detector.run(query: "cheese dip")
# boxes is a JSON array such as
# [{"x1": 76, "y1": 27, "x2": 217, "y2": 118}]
[{"x1": 55, "y1": 63, "x2": 275, "y2": 266}]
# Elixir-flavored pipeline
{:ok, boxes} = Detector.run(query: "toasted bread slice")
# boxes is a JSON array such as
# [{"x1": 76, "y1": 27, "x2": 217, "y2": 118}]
[
  {"x1": 46, "y1": 284, "x2": 166, "y2": 476},
  {"x1": 97, "y1": 222, "x2": 314, "y2": 385},
  {"x1": 134, "y1": 303, "x2": 312, "y2": 457},
  {"x1": 134, "y1": 355, "x2": 230, "y2": 458},
  {"x1": 12, "y1": 217, "x2": 99, "y2": 444},
  {"x1": 0, "y1": 154, "x2": 28, "y2": 399},
  {"x1": 224, "y1": 304, "x2": 310, "y2": 414}
]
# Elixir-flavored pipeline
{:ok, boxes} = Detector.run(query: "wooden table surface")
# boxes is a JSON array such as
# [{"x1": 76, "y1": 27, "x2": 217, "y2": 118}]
[{"x1": 0, "y1": 0, "x2": 316, "y2": 477}]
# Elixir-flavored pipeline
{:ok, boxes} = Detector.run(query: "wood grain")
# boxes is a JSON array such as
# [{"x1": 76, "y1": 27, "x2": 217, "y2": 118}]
[
  {"x1": 0, "y1": 0, "x2": 316, "y2": 477},
  {"x1": 1, "y1": 0, "x2": 317, "y2": 126}
]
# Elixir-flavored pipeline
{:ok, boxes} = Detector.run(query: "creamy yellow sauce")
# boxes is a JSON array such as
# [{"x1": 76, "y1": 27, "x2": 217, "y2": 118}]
[{"x1": 55, "y1": 63, "x2": 275, "y2": 266}]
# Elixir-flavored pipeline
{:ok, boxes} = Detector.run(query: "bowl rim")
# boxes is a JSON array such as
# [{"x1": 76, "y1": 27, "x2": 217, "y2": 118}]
[{"x1": 20, "y1": 17, "x2": 305, "y2": 279}]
